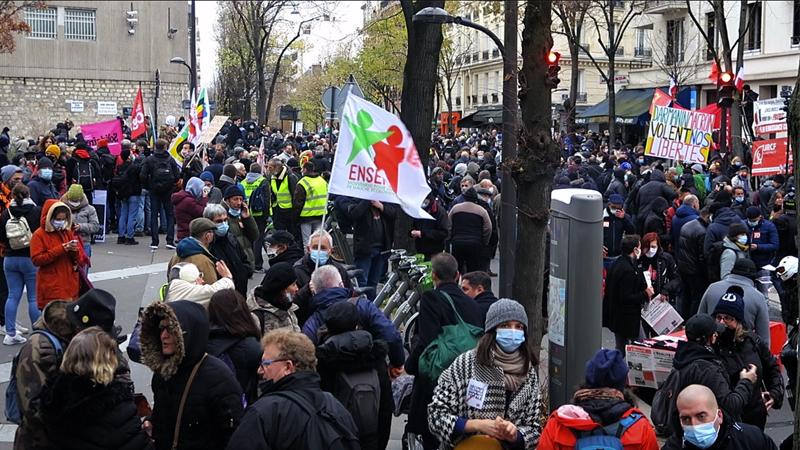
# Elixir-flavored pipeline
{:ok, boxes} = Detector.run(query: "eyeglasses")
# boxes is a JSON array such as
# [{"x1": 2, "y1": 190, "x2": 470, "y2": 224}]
[
  {"x1": 715, "y1": 314, "x2": 736, "y2": 323},
  {"x1": 260, "y1": 358, "x2": 289, "y2": 368}
]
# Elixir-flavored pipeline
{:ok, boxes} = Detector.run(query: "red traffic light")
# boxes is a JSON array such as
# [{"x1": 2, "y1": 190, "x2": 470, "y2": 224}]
[
  {"x1": 547, "y1": 51, "x2": 561, "y2": 65},
  {"x1": 719, "y1": 71, "x2": 734, "y2": 84}
]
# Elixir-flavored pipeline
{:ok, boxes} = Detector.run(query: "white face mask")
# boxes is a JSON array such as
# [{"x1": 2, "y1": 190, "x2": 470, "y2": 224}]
[{"x1": 646, "y1": 247, "x2": 657, "y2": 258}]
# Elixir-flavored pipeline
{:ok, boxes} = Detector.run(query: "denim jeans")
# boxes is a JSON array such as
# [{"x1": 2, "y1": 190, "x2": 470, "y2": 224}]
[
  {"x1": 4, "y1": 256, "x2": 40, "y2": 336},
  {"x1": 150, "y1": 191, "x2": 175, "y2": 245},
  {"x1": 300, "y1": 220, "x2": 321, "y2": 247},
  {"x1": 353, "y1": 247, "x2": 388, "y2": 297},
  {"x1": 138, "y1": 189, "x2": 148, "y2": 233},
  {"x1": 119, "y1": 195, "x2": 140, "y2": 238}
]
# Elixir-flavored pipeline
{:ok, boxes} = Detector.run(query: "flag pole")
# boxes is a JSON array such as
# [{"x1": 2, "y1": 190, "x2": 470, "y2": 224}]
[{"x1": 314, "y1": 164, "x2": 332, "y2": 271}]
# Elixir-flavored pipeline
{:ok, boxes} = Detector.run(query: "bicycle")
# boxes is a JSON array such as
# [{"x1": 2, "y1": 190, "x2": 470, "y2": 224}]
[
  {"x1": 373, "y1": 249, "x2": 414, "y2": 308},
  {"x1": 379, "y1": 257, "x2": 426, "y2": 318}
]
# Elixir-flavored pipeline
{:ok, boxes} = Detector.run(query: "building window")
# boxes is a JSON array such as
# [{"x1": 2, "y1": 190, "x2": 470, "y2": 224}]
[
  {"x1": 634, "y1": 28, "x2": 651, "y2": 58},
  {"x1": 64, "y1": 9, "x2": 96, "y2": 41},
  {"x1": 24, "y1": 7, "x2": 57, "y2": 39},
  {"x1": 793, "y1": 0, "x2": 800, "y2": 45},
  {"x1": 705, "y1": 12, "x2": 716, "y2": 60},
  {"x1": 665, "y1": 18, "x2": 684, "y2": 64},
  {"x1": 743, "y1": 1, "x2": 762, "y2": 51}
]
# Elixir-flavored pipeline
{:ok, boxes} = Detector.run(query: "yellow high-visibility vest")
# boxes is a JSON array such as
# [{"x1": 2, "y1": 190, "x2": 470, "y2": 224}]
[
  {"x1": 270, "y1": 177, "x2": 293, "y2": 210},
  {"x1": 298, "y1": 176, "x2": 328, "y2": 217}
]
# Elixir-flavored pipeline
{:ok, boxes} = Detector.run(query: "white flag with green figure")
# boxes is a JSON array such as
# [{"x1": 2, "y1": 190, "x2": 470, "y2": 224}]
[{"x1": 329, "y1": 94, "x2": 432, "y2": 219}]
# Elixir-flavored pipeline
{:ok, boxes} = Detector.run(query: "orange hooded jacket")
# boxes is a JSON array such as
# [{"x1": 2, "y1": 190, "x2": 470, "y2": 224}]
[
  {"x1": 537, "y1": 405, "x2": 659, "y2": 450},
  {"x1": 30, "y1": 199, "x2": 80, "y2": 308}
]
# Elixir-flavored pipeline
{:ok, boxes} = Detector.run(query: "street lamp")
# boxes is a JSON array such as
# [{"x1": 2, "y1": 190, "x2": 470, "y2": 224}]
[
  {"x1": 414, "y1": 5, "x2": 518, "y2": 297},
  {"x1": 170, "y1": 56, "x2": 196, "y2": 98}
]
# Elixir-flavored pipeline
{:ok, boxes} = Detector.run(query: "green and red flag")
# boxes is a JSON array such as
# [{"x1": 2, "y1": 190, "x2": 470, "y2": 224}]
[{"x1": 330, "y1": 94, "x2": 432, "y2": 219}]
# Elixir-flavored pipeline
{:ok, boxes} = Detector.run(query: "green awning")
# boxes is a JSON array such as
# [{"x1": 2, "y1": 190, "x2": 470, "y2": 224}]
[
  {"x1": 576, "y1": 88, "x2": 655, "y2": 125},
  {"x1": 458, "y1": 106, "x2": 503, "y2": 128}
]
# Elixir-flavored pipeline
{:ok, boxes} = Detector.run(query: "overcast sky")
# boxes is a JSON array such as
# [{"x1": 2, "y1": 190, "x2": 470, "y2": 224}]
[{"x1": 196, "y1": 1, "x2": 366, "y2": 89}]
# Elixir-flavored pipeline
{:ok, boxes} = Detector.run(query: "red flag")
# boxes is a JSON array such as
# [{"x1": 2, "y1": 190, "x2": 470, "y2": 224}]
[
  {"x1": 669, "y1": 78, "x2": 679, "y2": 99},
  {"x1": 708, "y1": 60, "x2": 719, "y2": 85},
  {"x1": 734, "y1": 66, "x2": 745, "y2": 91},
  {"x1": 131, "y1": 86, "x2": 146, "y2": 139},
  {"x1": 649, "y1": 89, "x2": 671, "y2": 115}
]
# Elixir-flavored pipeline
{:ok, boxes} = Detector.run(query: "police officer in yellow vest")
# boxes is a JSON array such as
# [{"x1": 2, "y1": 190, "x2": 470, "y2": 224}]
[
  {"x1": 240, "y1": 162, "x2": 270, "y2": 271},
  {"x1": 267, "y1": 157, "x2": 299, "y2": 238},
  {"x1": 293, "y1": 161, "x2": 328, "y2": 247}
]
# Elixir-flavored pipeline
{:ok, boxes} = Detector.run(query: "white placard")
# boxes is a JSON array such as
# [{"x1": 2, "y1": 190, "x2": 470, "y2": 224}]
[
  {"x1": 68, "y1": 100, "x2": 84, "y2": 113},
  {"x1": 97, "y1": 101, "x2": 118, "y2": 116}
]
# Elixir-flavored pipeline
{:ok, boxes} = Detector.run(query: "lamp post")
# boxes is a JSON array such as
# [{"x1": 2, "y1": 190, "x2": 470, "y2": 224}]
[
  {"x1": 414, "y1": 5, "x2": 517, "y2": 297},
  {"x1": 170, "y1": 56, "x2": 195, "y2": 98}
]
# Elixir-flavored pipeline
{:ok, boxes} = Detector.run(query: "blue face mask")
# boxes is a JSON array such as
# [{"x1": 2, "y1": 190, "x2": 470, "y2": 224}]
[
  {"x1": 747, "y1": 219, "x2": 759, "y2": 227},
  {"x1": 228, "y1": 208, "x2": 241, "y2": 218},
  {"x1": 495, "y1": 328, "x2": 525, "y2": 353},
  {"x1": 309, "y1": 249, "x2": 329, "y2": 265},
  {"x1": 734, "y1": 196, "x2": 745, "y2": 203},
  {"x1": 39, "y1": 168, "x2": 53, "y2": 180},
  {"x1": 682, "y1": 417, "x2": 719, "y2": 448},
  {"x1": 214, "y1": 221, "x2": 229, "y2": 236},
  {"x1": 737, "y1": 235, "x2": 748, "y2": 245}
]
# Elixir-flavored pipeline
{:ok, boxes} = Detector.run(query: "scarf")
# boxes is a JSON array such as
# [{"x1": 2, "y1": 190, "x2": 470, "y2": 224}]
[
  {"x1": 492, "y1": 345, "x2": 527, "y2": 392},
  {"x1": 572, "y1": 387, "x2": 625, "y2": 404}
]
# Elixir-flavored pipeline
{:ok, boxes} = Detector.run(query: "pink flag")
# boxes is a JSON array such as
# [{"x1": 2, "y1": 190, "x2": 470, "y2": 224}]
[{"x1": 80, "y1": 119, "x2": 123, "y2": 155}]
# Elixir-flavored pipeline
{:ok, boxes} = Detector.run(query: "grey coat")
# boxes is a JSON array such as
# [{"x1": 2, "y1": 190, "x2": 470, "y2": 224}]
[
  {"x1": 698, "y1": 274, "x2": 771, "y2": 346},
  {"x1": 62, "y1": 195, "x2": 100, "y2": 242}
]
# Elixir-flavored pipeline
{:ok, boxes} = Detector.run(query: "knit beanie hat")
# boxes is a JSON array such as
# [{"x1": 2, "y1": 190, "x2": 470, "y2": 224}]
[
  {"x1": 713, "y1": 285, "x2": 745, "y2": 323},
  {"x1": 484, "y1": 298, "x2": 528, "y2": 332},
  {"x1": 324, "y1": 301, "x2": 359, "y2": 335},
  {"x1": 67, "y1": 184, "x2": 84, "y2": 201},
  {"x1": 585, "y1": 348, "x2": 629, "y2": 392},
  {"x1": 199, "y1": 171, "x2": 215, "y2": 184},
  {"x1": 45, "y1": 144, "x2": 61, "y2": 159},
  {"x1": 254, "y1": 262, "x2": 297, "y2": 300},
  {"x1": 37, "y1": 156, "x2": 53, "y2": 170},
  {"x1": 0, "y1": 165, "x2": 21, "y2": 183},
  {"x1": 223, "y1": 184, "x2": 245, "y2": 200}
]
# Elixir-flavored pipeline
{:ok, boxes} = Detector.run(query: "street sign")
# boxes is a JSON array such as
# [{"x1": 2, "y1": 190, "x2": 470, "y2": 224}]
[
  {"x1": 181, "y1": 99, "x2": 191, "y2": 110},
  {"x1": 322, "y1": 86, "x2": 339, "y2": 110},
  {"x1": 334, "y1": 74, "x2": 365, "y2": 121}
]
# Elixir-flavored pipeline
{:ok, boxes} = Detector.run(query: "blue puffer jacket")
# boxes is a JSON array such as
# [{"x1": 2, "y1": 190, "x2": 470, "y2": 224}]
[
  {"x1": 747, "y1": 218, "x2": 779, "y2": 267},
  {"x1": 671, "y1": 204, "x2": 699, "y2": 246},
  {"x1": 302, "y1": 287, "x2": 404, "y2": 367},
  {"x1": 704, "y1": 207, "x2": 746, "y2": 255}
]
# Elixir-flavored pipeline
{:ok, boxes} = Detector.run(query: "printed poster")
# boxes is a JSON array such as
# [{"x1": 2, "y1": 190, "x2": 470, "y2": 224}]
[
  {"x1": 548, "y1": 275, "x2": 567, "y2": 346},
  {"x1": 753, "y1": 97, "x2": 788, "y2": 135},
  {"x1": 645, "y1": 105, "x2": 714, "y2": 164},
  {"x1": 79, "y1": 119, "x2": 123, "y2": 155},
  {"x1": 751, "y1": 138, "x2": 792, "y2": 176},
  {"x1": 641, "y1": 298, "x2": 683, "y2": 335}
]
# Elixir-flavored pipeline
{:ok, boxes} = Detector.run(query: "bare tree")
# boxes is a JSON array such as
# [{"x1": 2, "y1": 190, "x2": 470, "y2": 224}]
[
  {"x1": 437, "y1": 28, "x2": 473, "y2": 133},
  {"x1": 646, "y1": 30, "x2": 701, "y2": 96},
  {"x1": 0, "y1": 1, "x2": 44, "y2": 54},
  {"x1": 575, "y1": 0, "x2": 645, "y2": 146},
  {"x1": 552, "y1": 0, "x2": 590, "y2": 133}
]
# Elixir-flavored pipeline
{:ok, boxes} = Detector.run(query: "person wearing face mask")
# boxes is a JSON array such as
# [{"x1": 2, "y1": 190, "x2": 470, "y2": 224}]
[
  {"x1": 248, "y1": 262, "x2": 301, "y2": 334},
  {"x1": 27, "y1": 156, "x2": 59, "y2": 207},
  {"x1": 60, "y1": 184, "x2": 100, "y2": 261},
  {"x1": 743, "y1": 207, "x2": 779, "y2": 291},
  {"x1": 538, "y1": 349, "x2": 658, "y2": 449},
  {"x1": 603, "y1": 235, "x2": 653, "y2": 355},
  {"x1": 263, "y1": 230, "x2": 304, "y2": 266},
  {"x1": 662, "y1": 384, "x2": 777, "y2": 450},
  {"x1": 291, "y1": 230, "x2": 352, "y2": 325},
  {"x1": 712, "y1": 287, "x2": 783, "y2": 430},
  {"x1": 225, "y1": 329, "x2": 359, "y2": 450},
  {"x1": 637, "y1": 233, "x2": 681, "y2": 312},
  {"x1": 729, "y1": 186, "x2": 749, "y2": 219},
  {"x1": 410, "y1": 191, "x2": 450, "y2": 260},
  {"x1": 717, "y1": 223, "x2": 749, "y2": 281},
  {"x1": 30, "y1": 199, "x2": 83, "y2": 309},
  {"x1": 428, "y1": 299, "x2": 545, "y2": 450},
  {"x1": 221, "y1": 185, "x2": 259, "y2": 272},
  {"x1": 199, "y1": 171, "x2": 223, "y2": 204},
  {"x1": 730, "y1": 165, "x2": 751, "y2": 196},
  {"x1": 603, "y1": 194, "x2": 636, "y2": 263},
  {"x1": 203, "y1": 203, "x2": 252, "y2": 297}
]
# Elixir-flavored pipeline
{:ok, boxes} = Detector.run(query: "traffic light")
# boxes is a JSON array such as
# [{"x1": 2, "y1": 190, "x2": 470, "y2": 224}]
[
  {"x1": 546, "y1": 50, "x2": 561, "y2": 88},
  {"x1": 717, "y1": 71, "x2": 735, "y2": 107}
]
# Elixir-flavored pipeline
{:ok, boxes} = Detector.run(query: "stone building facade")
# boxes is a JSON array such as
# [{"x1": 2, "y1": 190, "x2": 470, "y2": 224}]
[{"x1": 0, "y1": 0, "x2": 190, "y2": 139}]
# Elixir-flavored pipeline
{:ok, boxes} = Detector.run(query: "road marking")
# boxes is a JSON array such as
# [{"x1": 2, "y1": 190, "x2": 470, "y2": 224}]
[
  {"x1": 0, "y1": 361, "x2": 11, "y2": 384},
  {"x1": 88, "y1": 262, "x2": 166, "y2": 283}
]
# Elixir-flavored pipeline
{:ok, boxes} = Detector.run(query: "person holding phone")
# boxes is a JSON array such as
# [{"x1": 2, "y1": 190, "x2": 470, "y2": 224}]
[{"x1": 30, "y1": 199, "x2": 82, "y2": 309}]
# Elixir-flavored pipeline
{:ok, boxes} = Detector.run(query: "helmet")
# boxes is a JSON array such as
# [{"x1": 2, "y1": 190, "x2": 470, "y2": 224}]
[{"x1": 776, "y1": 256, "x2": 798, "y2": 281}]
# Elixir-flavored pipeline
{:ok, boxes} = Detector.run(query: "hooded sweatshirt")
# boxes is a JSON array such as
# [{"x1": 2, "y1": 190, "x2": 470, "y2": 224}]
[
  {"x1": 167, "y1": 237, "x2": 218, "y2": 284},
  {"x1": 30, "y1": 199, "x2": 80, "y2": 308}
]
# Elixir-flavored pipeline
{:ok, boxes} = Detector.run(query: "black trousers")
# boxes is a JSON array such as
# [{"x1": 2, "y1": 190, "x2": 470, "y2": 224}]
[{"x1": 680, "y1": 272, "x2": 708, "y2": 318}]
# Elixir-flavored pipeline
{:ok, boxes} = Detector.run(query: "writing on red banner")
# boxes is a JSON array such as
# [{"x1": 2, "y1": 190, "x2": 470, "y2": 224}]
[{"x1": 752, "y1": 138, "x2": 792, "y2": 176}]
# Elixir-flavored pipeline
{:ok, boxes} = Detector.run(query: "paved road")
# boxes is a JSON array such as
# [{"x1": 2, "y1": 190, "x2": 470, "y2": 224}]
[{"x1": 0, "y1": 242, "x2": 792, "y2": 449}]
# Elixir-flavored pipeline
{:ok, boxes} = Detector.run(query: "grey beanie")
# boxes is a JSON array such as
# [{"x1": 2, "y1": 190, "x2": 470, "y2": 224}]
[
  {"x1": 485, "y1": 298, "x2": 528, "y2": 331},
  {"x1": 0, "y1": 165, "x2": 21, "y2": 183}
]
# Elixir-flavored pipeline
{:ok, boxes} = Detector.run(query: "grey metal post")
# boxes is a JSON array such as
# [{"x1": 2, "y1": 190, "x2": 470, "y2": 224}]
[{"x1": 548, "y1": 189, "x2": 603, "y2": 410}]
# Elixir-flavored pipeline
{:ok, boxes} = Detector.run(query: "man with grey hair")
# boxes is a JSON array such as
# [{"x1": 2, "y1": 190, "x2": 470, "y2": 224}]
[
  {"x1": 291, "y1": 230, "x2": 352, "y2": 325},
  {"x1": 671, "y1": 193, "x2": 700, "y2": 247},
  {"x1": 202, "y1": 203, "x2": 252, "y2": 296},
  {"x1": 302, "y1": 265, "x2": 405, "y2": 375}
]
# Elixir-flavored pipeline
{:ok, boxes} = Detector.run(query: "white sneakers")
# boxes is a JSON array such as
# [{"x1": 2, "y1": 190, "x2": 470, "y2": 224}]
[
  {"x1": 0, "y1": 322, "x2": 29, "y2": 336},
  {"x1": 3, "y1": 334, "x2": 26, "y2": 345}
]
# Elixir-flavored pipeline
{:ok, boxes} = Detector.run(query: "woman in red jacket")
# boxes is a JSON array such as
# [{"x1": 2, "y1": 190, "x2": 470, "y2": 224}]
[
  {"x1": 172, "y1": 177, "x2": 209, "y2": 242},
  {"x1": 30, "y1": 199, "x2": 81, "y2": 309}
]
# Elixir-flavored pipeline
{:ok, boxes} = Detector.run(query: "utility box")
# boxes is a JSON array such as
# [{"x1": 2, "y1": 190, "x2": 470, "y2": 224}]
[{"x1": 548, "y1": 188, "x2": 603, "y2": 410}]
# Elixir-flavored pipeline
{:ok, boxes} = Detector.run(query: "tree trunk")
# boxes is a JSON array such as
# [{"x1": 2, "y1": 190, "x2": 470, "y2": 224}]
[
  {"x1": 606, "y1": 1, "x2": 616, "y2": 146},
  {"x1": 730, "y1": 0, "x2": 747, "y2": 159},
  {"x1": 512, "y1": 0, "x2": 561, "y2": 353},
  {"x1": 256, "y1": 68, "x2": 267, "y2": 124},
  {"x1": 791, "y1": 56, "x2": 800, "y2": 450},
  {"x1": 396, "y1": 0, "x2": 445, "y2": 251},
  {"x1": 567, "y1": 41, "x2": 580, "y2": 133}
]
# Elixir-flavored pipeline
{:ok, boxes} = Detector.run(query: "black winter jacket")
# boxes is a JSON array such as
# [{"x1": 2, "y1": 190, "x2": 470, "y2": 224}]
[
  {"x1": 140, "y1": 301, "x2": 244, "y2": 450},
  {"x1": 139, "y1": 152, "x2": 180, "y2": 193},
  {"x1": 662, "y1": 413, "x2": 777, "y2": 450},
  {"x1": 207, "y1": 326, "x2": 262, "y2": 405},
  {"x1": 348, "y1": 199, "x2": 397, "y2": 257},
  {"x1": 633, "y1": 170, "x2": 677, "y2": 232},
  {"x1": 41, "y1": 374, "x2": 152, "y2": 450},
  {"x1": 603, "y1": 255, "x2": 648, "y2": 339},
  {"x1": 704, "y1": 207, "x2": 746, "y2": 255},
  {"x1": 224, "y1": 371, "x2": 358, "y2": 450},
  {"x1": 209, "y1": 232, "x2": 252, "y2": 296},
  {"x1": 677, "y1": 217, "x2": 709, "y2": 276},
  {"x1": 0, "y1": 201, "x2": 41, "y2": 257},
  {"x1": 602, "y1": 208, "x2": 636, "y2": 257},
  {"x1": 638, "y1": 250, "x2": 681, "y2": 302},
  {"x1": 411, "y1": 198, "x2": 449, "y2": 257}
]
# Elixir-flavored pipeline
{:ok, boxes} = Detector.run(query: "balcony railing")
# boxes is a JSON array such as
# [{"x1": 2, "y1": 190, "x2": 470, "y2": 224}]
[
  {"x1": 482, "y1": 94, "x2": 489, "y2": 104},
  {"x1": 634, "y1": 47, "x2": 652, "y2": 58},
  {"x1": 644, "y1": 0, "x2": 688, "y2": 14},
  {"x1": 560, "y1": 92, "x2": 588, "y2": 103}
]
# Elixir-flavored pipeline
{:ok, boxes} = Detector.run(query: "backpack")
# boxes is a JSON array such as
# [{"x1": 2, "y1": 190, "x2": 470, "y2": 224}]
[
  {"x1": 150, "y1": 158, "x2": 176, "y2": 194},
  {"x1": 333, "y1": 369, "x2": 380, "y2": 440},
  {"x1": 651, "y1": 368, "x2": 683, "y2": 436},
  {"x1": 249, "y1": 181, "x2": 268, "y2": 213},
  {"x1": 271, "y1": 390, "x2": 360, "y2": 450},
  {"x1": 75, "y1": 159, "x2": 95, "y2": 193},
  {"x1": 111, "y1": 162, "x2": 134, "y2": 198},
  {"x1": 419, "y1": 292, "x2": 484, "y2": 380},
  {"x1": 5, "y1": 214, "x2": 32, "y2": 250},
  {"x1": 706, "y1": 241, "x2": 739, "y2": 283},
  {"x1": 6, "y1": 330, "x2": 64, "y2": 424},
  {"x1": 573, "y1": 412, "x2": 643, "y2": 449}
]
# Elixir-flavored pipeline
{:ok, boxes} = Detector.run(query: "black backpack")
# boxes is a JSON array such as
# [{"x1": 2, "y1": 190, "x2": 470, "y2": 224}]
[
  {"x1": 705, "y1": 241, "x2": 739, "y2": 283},
  {"x1": 333, "y1": 369, "x2": 380, "y2": 442},
  {"x1": 271, "y1": 390, "x2": 360, "y2": 450},
  {"x1": 249, "y1": 181, "x2": 268, "y2": 213},
  {"x1": 150, "y1": 158, "x2": 176, "y2": 194},
  {"x1": 111, "y1": 162, "x2": 134, "y2": 198},
  {"x1": 650, "y1": 368, "x2": 683, "y2": 437},
  {"x1": 75, "y1": 159, "x2": 95, "y2": 193}
]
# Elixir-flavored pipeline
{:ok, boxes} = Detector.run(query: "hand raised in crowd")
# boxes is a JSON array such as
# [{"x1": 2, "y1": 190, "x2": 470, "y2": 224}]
[
  {"x1": 739, "y1": 364, "x2": 757, "y2": 383},
  {"x1": 216, "y1": 260, "x2": 232, "y2": 279}
]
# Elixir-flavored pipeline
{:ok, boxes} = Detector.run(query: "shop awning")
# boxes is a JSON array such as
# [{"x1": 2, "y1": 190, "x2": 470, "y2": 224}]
[
  {"x1": 458, "y1": 105, "x2": 503, "y2": 128},
  {"x1": 576, "y1": 88, "x2": 656, "y2": 125}
]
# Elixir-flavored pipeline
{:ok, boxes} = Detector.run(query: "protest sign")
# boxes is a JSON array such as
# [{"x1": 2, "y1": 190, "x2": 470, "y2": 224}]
[
  {"x1": 198, "y1": 115, "x2": 229, "y2": 144},
  {"x1": 645, "y1": 106, "x2": 714, "y2": 164},
  {"x1": 753, "y1": 97, "x2": 788, "y2": 135},
  {"x1": 752, "y1": 138, "x2": 792, "y2": 176},
  {"x1": 80, "y1": 119, "x2": 123, "y2": 155},
  {"x1": 92, "y1": 190, "x2": 107, "y2": 243}
]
